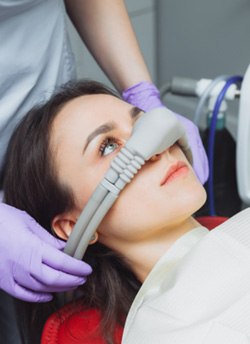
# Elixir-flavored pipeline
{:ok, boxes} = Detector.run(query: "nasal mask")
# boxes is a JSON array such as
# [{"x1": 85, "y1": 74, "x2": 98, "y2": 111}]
[{"x1": 64, "y1": 108, "x2": 193, "y2": 260}]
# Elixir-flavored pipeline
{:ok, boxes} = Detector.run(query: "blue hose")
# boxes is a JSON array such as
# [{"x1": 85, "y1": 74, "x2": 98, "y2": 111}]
[{"x1": 207, "y1": 76, "x2": 242, "y2": 216}]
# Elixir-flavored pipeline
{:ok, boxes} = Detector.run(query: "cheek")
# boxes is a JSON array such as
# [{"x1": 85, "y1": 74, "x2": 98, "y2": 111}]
[
  {"x1": 99, "y1": 170, "x2": 207, "y2": 240},
  {"x1": 173, "y1": 180, "x2": 207, "y2": 213},
  {"x1": 72, "y1": 163, "x2": 113, "y2": 209},
  {"x1": 94, "y1": 148, "x2": 207, "y2": 243},
  {"x1": 96, "y1": 181, "x2": 145, "y2": 240}
]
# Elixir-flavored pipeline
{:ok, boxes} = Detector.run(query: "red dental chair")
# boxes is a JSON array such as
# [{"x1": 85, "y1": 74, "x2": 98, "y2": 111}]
[{"x1": 41, "y1": 215, "x2": 228, "y2": 344}]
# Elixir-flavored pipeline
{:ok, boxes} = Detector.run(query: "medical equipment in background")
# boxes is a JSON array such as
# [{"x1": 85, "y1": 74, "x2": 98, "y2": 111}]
[
  {"x1": 64, "y1": 108, "x2": 192, "y2": 260},
  {"x1": 237, "y1": 64, "x2": 250, "y2": 205},
  {"x1": 161, "y1": 73, "x2": 247, "y2": 216},
  {"x1": 205, "y1": 76, "x2": 242, "y2": 216},
  {"x1": 201, "y1": 97, "x2": 241, "y2": 217}
]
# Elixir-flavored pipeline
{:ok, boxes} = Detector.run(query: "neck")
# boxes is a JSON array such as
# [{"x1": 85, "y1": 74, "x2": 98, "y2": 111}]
[{"x1": 117, "y1": 217, "x2": 201, "y2": 282}]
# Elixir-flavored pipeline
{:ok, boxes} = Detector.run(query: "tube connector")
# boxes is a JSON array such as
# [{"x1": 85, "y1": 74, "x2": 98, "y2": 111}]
[
  {"x1": 168, "y1": 77, "x2": 240, "y2": 100},
  {"x1": 196, "y1": 78, "x2": 238, "y2": 100}
]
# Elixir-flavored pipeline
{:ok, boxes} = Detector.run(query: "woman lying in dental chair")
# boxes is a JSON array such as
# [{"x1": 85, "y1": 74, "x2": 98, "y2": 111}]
[{"x1": 2, "y1": 80, "x2": 250, "y2": 344}]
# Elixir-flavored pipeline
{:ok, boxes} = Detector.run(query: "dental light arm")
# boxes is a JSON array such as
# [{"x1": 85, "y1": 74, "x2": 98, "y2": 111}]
[{"x1": 64, "y1": 108, "x2": 192, "y2": 260}]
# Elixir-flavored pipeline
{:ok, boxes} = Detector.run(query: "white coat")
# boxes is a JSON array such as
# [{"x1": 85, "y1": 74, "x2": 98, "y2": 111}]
[{"x1": 0, "y1": 0, "x2": 76, "y2": 171}]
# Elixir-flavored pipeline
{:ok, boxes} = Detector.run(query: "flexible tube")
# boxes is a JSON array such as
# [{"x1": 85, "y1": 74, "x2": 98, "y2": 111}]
[
  {"x1": 207, "y1": 76, "x2": 242, "y2": 216},
  {"x1": 193, "y1": 75, "x2": 228, "y2": 125},
  {"x1": 64, "y1": 108, "x2": 192, "y2": 260}
]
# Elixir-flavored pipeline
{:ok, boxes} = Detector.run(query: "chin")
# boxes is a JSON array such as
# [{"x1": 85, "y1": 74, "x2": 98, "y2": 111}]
[
  {"x1": 192, "y1": 185, "x2": 207, "y2": 213},
  {"x1": 180, "y1": 183, "x2": 207, "y2": 216}
]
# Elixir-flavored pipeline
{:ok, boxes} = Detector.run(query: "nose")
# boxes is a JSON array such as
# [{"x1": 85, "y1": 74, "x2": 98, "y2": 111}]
[
  {"x1": 149, "y1": 144, "x2": 175, "y2": 162},
  {"x1": 149, "y1": 153, "x2": 161, "y2": 162}
]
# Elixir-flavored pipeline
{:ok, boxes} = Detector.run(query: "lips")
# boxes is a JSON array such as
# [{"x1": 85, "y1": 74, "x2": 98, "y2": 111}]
[{"x1": 160, "y1": 161, "x2": 188, "y2": 186}]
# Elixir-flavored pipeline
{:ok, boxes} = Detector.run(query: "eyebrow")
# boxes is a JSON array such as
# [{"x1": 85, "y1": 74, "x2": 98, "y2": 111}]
[{"x1": 82, "y1": 106, "x2": 142, "y2": 153}]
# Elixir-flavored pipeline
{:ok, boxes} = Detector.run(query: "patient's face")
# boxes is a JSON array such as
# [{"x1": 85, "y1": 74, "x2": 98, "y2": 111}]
[{"x1": 50, "y1": 94, "x2": 206, "y2": 249}]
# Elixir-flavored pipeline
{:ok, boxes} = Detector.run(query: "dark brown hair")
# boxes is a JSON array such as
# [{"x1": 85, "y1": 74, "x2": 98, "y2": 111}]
[{"x1": 2, "y1": 80, "x2": 141, "y2": 344}]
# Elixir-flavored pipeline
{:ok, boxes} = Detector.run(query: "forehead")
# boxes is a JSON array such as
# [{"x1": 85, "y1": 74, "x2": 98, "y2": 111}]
[
  {"x1": 50, "y1": 94, "x2": 132, "y2": 148},
  {"x1": 56, "y1": 94, "x2": 131, "y2": 125}
]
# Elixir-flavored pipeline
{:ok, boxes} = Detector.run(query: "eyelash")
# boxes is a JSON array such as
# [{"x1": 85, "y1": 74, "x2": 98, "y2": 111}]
[{"x1": 99, "y1": 136, "x2": 122, "y2": 156}]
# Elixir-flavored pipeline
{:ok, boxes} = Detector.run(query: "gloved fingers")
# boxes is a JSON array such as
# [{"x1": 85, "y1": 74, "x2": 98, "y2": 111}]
[
  {"x1": 189, "y1": 133, "x2": 209, "y2": 185},
  {"x1": 41, "y1": 243, "x2": 92, "y2": 277},
  {"x1": 0, "y1": 204, "x2": 66, "y2": 250},
  {"x1": 27, "y1": 218, "x2": 66, "y2": 250},
  {"x1": 29, "y1": 265, "x2": 87, "y2": 292},
  {"x1": 12, "y1": 283, "x2": 52, "y2": 303},
  {"x1": 184, "y1": 124, "x2": 209, "y2": 184},
  {"x1": 122, "y1": 81, "x2": 163, "y2": 112},
  {"x1": 11, "y1": 243, "x2": 90, "y2": 295},
  {"x1": 174, "y1": 113, "x2": 209, "y2": 184},
  {"x1": 13, "y1": 255, "x2": 87, "y2": 294}
]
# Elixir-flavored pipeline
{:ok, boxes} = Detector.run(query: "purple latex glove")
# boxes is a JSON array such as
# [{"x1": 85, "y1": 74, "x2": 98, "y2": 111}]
[
  {"x1": 0, "y1": 203, "x2": 92, "y2": 302},
  {"x1": 122, "y1": 81, "x2": 209, "y2": 184}
]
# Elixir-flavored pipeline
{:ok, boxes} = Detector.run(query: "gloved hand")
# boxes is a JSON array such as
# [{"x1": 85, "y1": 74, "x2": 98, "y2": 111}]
[
  {"x1": 0, "y1": 203, "x2": 92, "y2": 302},
  {"x1": 122, "y1": 81, "x2": 209, "y2": 184}
]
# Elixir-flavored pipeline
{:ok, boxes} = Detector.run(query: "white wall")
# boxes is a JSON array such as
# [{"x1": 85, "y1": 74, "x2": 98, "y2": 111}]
[
  {"x1": 67, "y1": 0, "x2": 156, "y2": 89},
  {"x1": 156, "y1": 0, "x2": 250, "y2": 137}
]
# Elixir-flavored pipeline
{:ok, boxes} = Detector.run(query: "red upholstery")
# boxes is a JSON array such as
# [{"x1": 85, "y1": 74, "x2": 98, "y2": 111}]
[
  {"x1": 41, "y1": 302, "x2": 123, "y2": 343},
  {"x1": 197, "y1": 215, "x2": 228, "y2": 230},
  {"x1": 41, "y1": 216, "x2": 228, "y2": 343}
]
